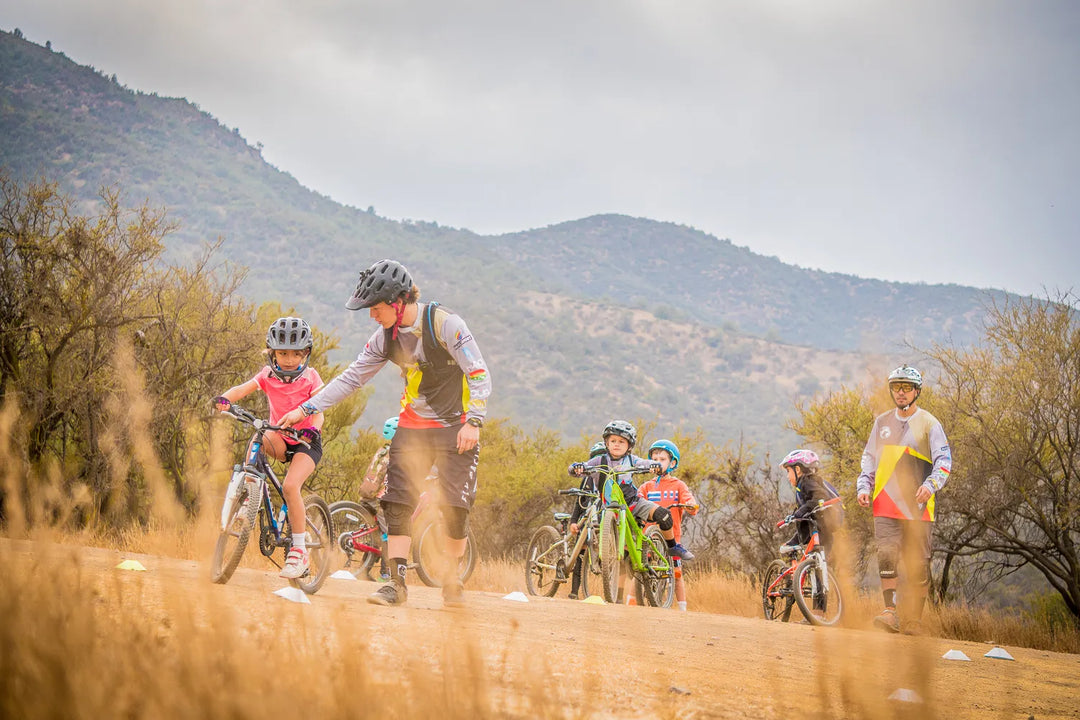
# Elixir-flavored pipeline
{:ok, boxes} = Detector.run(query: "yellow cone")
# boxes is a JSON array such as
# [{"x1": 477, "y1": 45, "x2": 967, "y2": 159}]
[
  {"x1": 582, "y1": 595, "x2": 606, "y2": 604},
  {"x1": 115, "y1": 559, "x2": 147, "y2": 571}
]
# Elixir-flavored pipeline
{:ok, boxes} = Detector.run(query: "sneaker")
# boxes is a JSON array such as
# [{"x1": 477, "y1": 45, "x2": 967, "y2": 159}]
[
  {"x1": 902, "y1": 619, "x2": 927, "y2": 636},
  {"x1": 279, "y1": 547, "x2": 310, "y2": 579},
  {"x1": 873, "y1": 607, "x2": 900, "y2": 633},
  {"x1": 779, "y1": 544, "x2": 801, "y2": 556},
  {"x1": 442, "y1": 581, "x2": 465, "y2": 608},
  {"x1": 567, "y1": 592, "x2": 579, "y2": 600},
  {"x1": 669, "y1": 543, "x2": 695, "y2": 561},
  {"x1": 367, "y1": 582, "x2": 407, "y2": 606}
]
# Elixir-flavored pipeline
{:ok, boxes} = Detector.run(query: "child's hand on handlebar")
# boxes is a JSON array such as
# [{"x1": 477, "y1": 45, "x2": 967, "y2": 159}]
[
  {"x1": 569, "y1": 462, "x2": 585, "y2": 477},
  {"x1": 213, "y1": 396, "x2": 231, "y2": 412}
]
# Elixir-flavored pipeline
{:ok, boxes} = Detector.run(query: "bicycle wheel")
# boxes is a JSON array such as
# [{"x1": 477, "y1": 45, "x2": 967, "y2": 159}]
[
  {"x1": 793, "y1": 557, "x2": 843, "y2": 626},
  {"x1": 761, "y1": 559, "x2": 794, "y2": 622},
  {"x1": 210, "y1": 475, "x2": 261, "y2": 584},
  {"x1": 524, "y1": 525, "x2": 563, "y2": 597},
  {"x1": 635, "y1": 526, "x2": 675, "y2": 608},
  {"x1": 289, "y1": 495, "x2": 333, "y2": 595},
  {"x1": 412, "y1": 521, "x2": 475, "y2": 587},
  {"x1": 328, "y1": 500, "x2": 381, "y2": 578},
  {"x1": 579, "y1": 535, "x2": 601, "y2": 599},
  {"x1": 598, "y1": 509, "x2": 622, "y2": 604}
]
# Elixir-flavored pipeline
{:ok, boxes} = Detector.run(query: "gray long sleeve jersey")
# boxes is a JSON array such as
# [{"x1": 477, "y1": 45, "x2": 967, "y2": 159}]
[{"x1": 304, "y1": 303, "x2": 491, "y2": 427}]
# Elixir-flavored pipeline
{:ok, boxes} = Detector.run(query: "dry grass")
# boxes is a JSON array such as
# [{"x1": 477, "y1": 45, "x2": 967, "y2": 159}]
[{"x1": 0, "y1": 535, "x2": 591, "y2": 720}]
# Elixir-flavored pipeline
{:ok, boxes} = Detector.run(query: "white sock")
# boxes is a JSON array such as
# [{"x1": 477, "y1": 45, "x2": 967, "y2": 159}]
[
  {"x1": 292, "y1": 533, "x2": 306, "y2": 552},
  {"x1": 677, "y1": 601, "x2": 687, "y2": 612}
]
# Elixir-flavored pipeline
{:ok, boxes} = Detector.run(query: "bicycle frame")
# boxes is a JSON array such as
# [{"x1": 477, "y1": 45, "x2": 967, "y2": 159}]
[
  {"x1": 604, "y1": 479, "x2": 669, "y2": 577},
  {"x1": 558, "y1": 490, "x2": 601, "y2": 571}
]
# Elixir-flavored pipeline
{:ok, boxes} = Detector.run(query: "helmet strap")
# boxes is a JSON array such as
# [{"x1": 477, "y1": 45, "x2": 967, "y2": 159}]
[{"x1": 391, "y1": 301, "x2": 406, "y2": 340}]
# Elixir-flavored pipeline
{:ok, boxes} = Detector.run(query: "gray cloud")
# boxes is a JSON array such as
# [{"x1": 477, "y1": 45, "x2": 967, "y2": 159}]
[{"x1": 6, "y1": 0, "x2": 1079, "y2": 295}]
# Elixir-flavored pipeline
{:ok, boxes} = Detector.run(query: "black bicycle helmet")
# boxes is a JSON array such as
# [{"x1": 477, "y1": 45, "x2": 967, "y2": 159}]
[
  {"x1": 345, "y1": 259, "x2": 414, "y2": 310},
  {"x1": 265, "y1": 317, "x2": 313, "y2": 382},
  {"x1": 602, "y1": 420, "x2": 637, "y2": 449}
]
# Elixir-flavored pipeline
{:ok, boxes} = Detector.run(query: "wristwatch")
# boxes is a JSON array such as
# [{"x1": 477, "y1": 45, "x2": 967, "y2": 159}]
[
  {"x1": 466, "y1": 416, "x2": 483, "y2": 428},
  {"x1": 300, "y1": 401, "x2": 319, "y2": 417}
]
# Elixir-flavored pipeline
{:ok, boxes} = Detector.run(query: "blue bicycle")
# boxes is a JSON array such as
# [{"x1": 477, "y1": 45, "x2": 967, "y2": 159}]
[{"x1": 210, "y1": 405, "x2": 333, "y2": 594}]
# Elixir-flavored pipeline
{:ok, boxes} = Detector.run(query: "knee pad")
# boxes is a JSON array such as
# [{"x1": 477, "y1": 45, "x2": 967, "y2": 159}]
[
  {"x1": 878, "y1": 547, "x2": 898, "y2": 580},
  {"x1": 653, "y1": 506, "x2": 673, "y2": 531},
  {"x1": 443, "y1": 505, "x2": 469, "y2": 540},
  {"x1": 381, "y1": 501, "x2": 413, "y2": 537}
]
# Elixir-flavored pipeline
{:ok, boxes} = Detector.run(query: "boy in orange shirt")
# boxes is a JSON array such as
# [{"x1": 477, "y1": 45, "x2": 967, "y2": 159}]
[{"x1": 637, "y1": 439, "x2": 699, "y2": 611}]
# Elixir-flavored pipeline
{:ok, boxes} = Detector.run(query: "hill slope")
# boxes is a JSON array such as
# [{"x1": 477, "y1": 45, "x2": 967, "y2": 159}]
[{"x1": 0, "y1": 30, "x2": 1009, "y2": 444}]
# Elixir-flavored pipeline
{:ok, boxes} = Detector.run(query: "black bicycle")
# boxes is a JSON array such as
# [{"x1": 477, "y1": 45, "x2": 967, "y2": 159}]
[{"x1": 210, "y1": 405, "x2": 333, "y2": 594}]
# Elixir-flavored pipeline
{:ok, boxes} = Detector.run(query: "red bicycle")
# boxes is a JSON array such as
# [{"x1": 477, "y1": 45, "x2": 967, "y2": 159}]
[{"x1": 761, "y1": 497, "x2": 843, "y2": 626}]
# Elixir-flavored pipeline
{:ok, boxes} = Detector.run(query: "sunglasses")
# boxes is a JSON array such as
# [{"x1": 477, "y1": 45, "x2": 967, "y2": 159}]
[{"x1": 890, "y1": 382, "x2": 916, "y2": 393}]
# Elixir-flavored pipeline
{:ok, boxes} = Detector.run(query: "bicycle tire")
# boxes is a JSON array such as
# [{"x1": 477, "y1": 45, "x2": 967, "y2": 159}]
[
  {"x1": 210, "y1": 476, "x2": 261, "y2": 584},
  {"x1": 524, "y1": 525, "x2": 563, "y2": 597},
  {"x1": 635, "y1": 526, "x2": 674, "y2": 608},
  {"x1": 598, "y1": 509, "x2": 621, "y2": 604},
  {"x1": 412, "y1": 522, "x2": 477, "y2": 588},
  {"x1": 328, "y1": 500, "x2": 381, "y2": 578},
  {"x1": 793, "y1": 556, "x2": 843, "y2": 626},
  {"x1": 761, "y1": 559, "x2": 795, "y2": 622},
  {"x1": 288, "y1": 494, "x2": 333, "y2": 594}
]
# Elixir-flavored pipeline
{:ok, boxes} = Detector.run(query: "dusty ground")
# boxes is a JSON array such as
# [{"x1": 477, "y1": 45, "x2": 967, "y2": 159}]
[{"x1": 10, "y1": 540, "x2": 1080, "y2": 719}]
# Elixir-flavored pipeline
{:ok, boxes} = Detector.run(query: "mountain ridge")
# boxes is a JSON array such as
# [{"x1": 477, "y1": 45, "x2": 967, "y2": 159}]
[{"x1": 0, "y1": 29, "x2": 1010, "y2": 445}]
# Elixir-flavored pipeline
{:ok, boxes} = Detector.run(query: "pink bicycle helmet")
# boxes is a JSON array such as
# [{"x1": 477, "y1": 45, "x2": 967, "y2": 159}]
[{"x1": 779, "y1": 449, "x2": 821, "y2": 474}]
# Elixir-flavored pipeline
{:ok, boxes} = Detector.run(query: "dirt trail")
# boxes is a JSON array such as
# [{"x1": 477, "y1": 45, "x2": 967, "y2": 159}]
[{"x1": 12, "y1": 541, "x2": 1080, "y2": 719}]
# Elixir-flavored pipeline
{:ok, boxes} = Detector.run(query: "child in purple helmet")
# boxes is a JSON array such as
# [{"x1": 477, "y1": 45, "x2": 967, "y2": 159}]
[{"x1": 778, "y1": 449, "x2": 841, "y2": 556}]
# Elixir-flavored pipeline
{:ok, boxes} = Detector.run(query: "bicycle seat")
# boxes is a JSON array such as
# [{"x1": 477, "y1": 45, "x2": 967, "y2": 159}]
[{"x1": 553, "y1": 512, "x2": 572, "y2": 522}]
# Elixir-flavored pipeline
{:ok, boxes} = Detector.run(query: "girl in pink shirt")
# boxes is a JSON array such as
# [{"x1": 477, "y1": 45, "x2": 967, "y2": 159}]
[{"x1": 214, "y1": 317, "x2": 324, "y2": 579}]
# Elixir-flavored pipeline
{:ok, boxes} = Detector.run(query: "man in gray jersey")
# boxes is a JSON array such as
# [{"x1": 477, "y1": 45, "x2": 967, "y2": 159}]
[
  {"x1": 856, "y1": 365, "x2": 951, "y2": 633},
  {"x1": 281, "y1": 259, "x2": 491, "y2": 607}
]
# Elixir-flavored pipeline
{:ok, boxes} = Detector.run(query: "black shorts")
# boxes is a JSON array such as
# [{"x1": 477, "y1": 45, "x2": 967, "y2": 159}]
[
  {"x1": 283, "y1": 431, "x2": 323, "y2": 465},
  {"x1": 383, "y1": 424, "x2": 479, "y2": 510}
]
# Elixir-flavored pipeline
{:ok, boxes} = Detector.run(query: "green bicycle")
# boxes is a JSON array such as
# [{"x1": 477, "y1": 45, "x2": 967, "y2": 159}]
[{"x1": 591, "y1": 464, "x2": 675, "y2": 607}]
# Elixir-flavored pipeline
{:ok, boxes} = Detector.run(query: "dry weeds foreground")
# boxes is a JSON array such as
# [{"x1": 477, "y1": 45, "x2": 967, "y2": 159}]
[{"x1": 3, "y1": 538, "x2": 1078, "y2": 720}]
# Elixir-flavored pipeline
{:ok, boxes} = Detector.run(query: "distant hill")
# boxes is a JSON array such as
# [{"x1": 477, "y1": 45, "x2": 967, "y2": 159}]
[{"x1": 0, "y1": 29, "x2": 1011, "y2": 446}]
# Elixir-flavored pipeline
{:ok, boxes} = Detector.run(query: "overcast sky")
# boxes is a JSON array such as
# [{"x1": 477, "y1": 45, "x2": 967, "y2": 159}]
[{"x1": 5, "y1": 1, "x2": 1079, "y2": 296}]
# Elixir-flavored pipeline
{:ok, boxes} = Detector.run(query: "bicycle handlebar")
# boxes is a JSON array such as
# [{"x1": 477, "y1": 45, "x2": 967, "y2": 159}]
[
  {"x1": 220, "y1": 405, "x2": 312, "y2": 447},
  {"x1": 775, "y1": 497, "x2": 842, "y2": 528},
  {"x1": 558, "y1": 488, "x2": 600, "y2": 498}
]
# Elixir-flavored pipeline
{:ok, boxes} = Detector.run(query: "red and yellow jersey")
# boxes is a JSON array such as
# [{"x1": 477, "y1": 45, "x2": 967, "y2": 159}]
[{"x1": 856, "y1": 408, "x2": 952, "y2": 522}]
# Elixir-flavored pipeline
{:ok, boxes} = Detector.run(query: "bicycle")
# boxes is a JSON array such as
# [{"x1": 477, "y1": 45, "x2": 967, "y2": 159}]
[
  {"x1": 591, "y1": 464, "x2": 674, "y2": 607},
  {"x1": 329, "y1": 484, "x2": 477, "y2": 587},
  {"x1": 524, "y1": 488, "x2": 603, "y2": 597},
  {"x1": 761, "y1": 497, "x2": 843, "y2": 626},
  {"x1": 210, "y1": 405, "x2": 333, "y2": 594}
]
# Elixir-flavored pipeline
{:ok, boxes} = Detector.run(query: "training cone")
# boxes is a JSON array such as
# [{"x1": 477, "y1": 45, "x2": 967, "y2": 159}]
[
  {"x1": 627, "y1": 596, "x2": 637, "y2": 606},
  {"x1": 985, "y1": 647, "x2": 1015, "y2": 661},
  {"x1": 582, "y1": 595, "x2": 606, "y2": 604},
  {"x1": 502, "y1": 591, "x2": 529, "y2": 602},
  {"x1": 888, "y1": 688, "x2": 922, "y2": 703},
  {"x1": 115, "y1": 559, "x2": 147, "y2": 571},
  {"x1": 942, "y1": 649, "x2": 971, "y2": 661},
  {"x1": 329, "y1": 570, "x2": 357, "y2": 580},
  {"x1": 273, "y1": 587, "x2": 311, "y2": 604}
]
